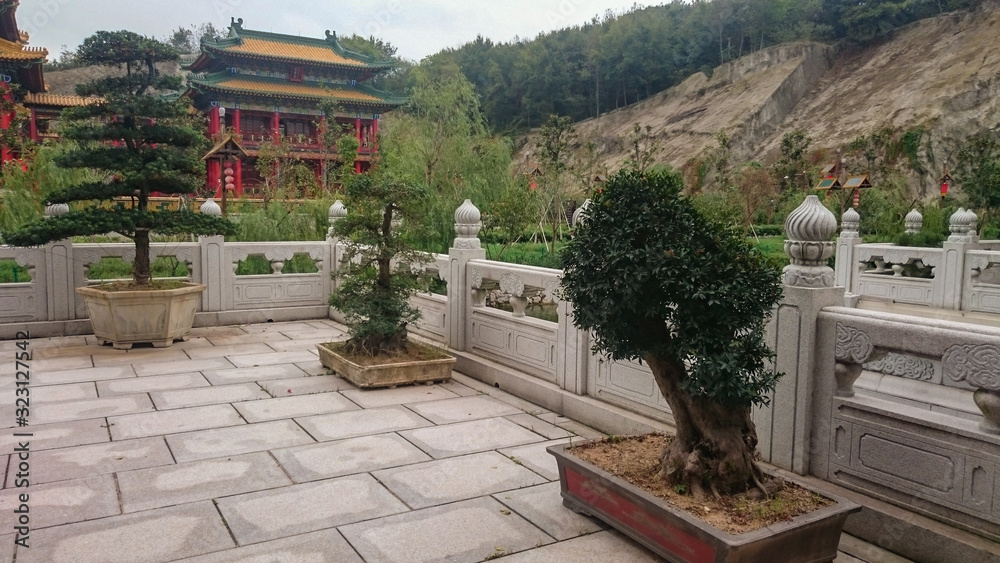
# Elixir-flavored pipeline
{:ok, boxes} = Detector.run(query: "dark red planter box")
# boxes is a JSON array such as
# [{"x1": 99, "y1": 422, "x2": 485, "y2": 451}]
[{"x1": 548, "y1": 443, "x2": 860, "y2": 563}]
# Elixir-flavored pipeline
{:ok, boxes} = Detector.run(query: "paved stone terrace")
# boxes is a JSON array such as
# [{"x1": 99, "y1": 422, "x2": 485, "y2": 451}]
[{"x1": 0, "y1": 320, "x2": 905, "y2": 562}]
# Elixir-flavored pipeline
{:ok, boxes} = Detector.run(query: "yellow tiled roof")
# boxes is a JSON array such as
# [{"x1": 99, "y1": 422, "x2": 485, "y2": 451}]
[
  {"x1": 223, "y1": 37, "x2": 368, "y2": 67},
  {"x1": 209, "y1": 77, "x2": 382, "y2": 102},
  {"x1": 0, "y1": 38, "x2": 46, "y2": 62},
  {"x1": 22, "y1": 93, "x2": 97, "y2": 107}
]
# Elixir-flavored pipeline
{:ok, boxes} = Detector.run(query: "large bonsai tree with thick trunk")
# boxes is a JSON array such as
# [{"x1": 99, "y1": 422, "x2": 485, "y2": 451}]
[
  {"x1": 560, "y1": 168, "x2": 783, "y2": 498},
  {"x1": 1, "y1": 31, "x2": 234, "y2": 283}
]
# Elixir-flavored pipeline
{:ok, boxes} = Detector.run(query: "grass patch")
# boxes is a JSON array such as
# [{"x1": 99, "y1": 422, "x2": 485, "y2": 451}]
[{"x1": 0, "y1": 260, "x2": 32, "y2": 283}]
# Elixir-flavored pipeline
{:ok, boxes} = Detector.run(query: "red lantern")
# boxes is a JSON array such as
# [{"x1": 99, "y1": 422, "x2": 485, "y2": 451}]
[
  {"x1": 941, "y1": 181, "x2": 948, "y2": 198},
  {"x1": 852, "y1": 189, "x2": 860, "y2": 208}
]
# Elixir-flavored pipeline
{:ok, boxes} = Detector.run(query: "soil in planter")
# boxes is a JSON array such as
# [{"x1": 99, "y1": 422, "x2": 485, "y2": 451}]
[
  {"x1": 96, "y1": 280, "x2": 189, "y2": 291},
  {"x1": 324, "y1": 341, "x2": 451, "y2": 366},
  {"x1": 571, "y1": 433, "x2": 832, "y2": 534}
]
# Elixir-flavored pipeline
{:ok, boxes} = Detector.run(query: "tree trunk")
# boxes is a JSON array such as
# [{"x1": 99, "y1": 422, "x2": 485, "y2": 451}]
[
  {"x1": 645, "y1": 354, "x2": 763, "y2": 498},
  {"x1": 133, "y1": 228, "x2": 152, "y2": 285}
]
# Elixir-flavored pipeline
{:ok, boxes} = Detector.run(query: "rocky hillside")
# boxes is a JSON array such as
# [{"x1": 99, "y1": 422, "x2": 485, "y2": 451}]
[{"x1": 517, "y1": 2, "x2": 1000, "y2": 198}]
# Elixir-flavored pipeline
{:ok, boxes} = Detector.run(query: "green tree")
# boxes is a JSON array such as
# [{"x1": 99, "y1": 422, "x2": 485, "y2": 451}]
[
  {"x1": 955, "y1": 133, "x2": 1000, "y2": 227},
  {"x1": 329, "y1": 166, "x2": 430, "y2": 355},
  {"x1": 1, "y1": 31, "x2": 234, "y2": 285},
  {"x1": 561, "y1": 168, "x2": 783, "y2": 496}
]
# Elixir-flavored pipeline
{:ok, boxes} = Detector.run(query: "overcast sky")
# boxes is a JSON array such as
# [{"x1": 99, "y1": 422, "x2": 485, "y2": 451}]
[{"x1": 19, "y1": 0, "x2": 649, "y2": 62}]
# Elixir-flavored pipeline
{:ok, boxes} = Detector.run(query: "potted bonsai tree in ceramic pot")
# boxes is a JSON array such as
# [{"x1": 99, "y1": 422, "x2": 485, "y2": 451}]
[
  {"x1": 1, "y1": 31, "x2": 234, "y2": 349},
  {"x1": 554, "y1": 168, "x2": 858, "y2": 562},
  {"x1": 318, "y1": 166, "x2": 455, "y2": 388}
]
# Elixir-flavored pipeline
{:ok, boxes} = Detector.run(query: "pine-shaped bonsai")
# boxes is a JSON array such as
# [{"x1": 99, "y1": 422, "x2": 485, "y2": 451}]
[
  {"x1": 560, "y1": 168, "x2": 783, "y2": 497},
  {"x1": 1, "y1": 31, "x2": 234, "y2": 284}
]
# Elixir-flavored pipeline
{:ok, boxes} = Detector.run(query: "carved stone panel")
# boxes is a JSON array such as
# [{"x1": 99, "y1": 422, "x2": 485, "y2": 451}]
[
  {"x1": 836, "y1": 323, "x2": 874, "y2": 364},
  {"x1": 944, "y1": 344, "x2": 1000, "y2": 391},
  {"x1": 864, "y1": 352, "x2": 937, "y2": 383}
]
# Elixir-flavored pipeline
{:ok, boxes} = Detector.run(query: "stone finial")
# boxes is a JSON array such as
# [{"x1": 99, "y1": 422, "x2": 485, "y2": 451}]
[
  {"x1": 200, "y1": 198, "x2": 222, "y2": 216},
  {"x1": 949, "y1": 208, "x2": 974, "y2": 242},
  {"x1": 44, "y1": 203, "x2": 70, "y2": 218},
  {"x1": 841, "y1": 208, "x2": 860, "y2": 236},
  {"x1": 904, "y1": 209, "x2": 923, "y2": 234},
  {"x1": 783, "y1": 195, "x2": 837, "y2": 288},
  {"x1": 453, "y1": 199, "x2": 482, "y2": 249},
  {"x1": 572, "y1": 199, "x2": 592, "y2": 227},
  {"x1": 327, "y1": 200, "x2": 347, "y2": 239},
  {"x1": 967, "y1": 208, "x2": 979, "y2": 240}
]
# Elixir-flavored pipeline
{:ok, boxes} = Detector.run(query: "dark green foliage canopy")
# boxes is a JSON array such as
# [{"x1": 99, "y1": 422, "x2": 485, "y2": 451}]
[
  {"x1": 1, "y1": 31, "x2": 233, "y2": 284},
  {"x1": 560, "y1": 169, "x2": 783, "y2": 408}
]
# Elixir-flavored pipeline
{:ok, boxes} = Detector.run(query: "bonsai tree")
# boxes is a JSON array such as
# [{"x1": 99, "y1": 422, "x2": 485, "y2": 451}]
[
  {"x1": 1, "y1": 31, "x2": 234, "y2": 283},
  {"x1": 329, "y1": 165, "x2": 430, "y2": 356},
  {"x1": 560, "y1": 168, "x2": 783, "y2": 498}
]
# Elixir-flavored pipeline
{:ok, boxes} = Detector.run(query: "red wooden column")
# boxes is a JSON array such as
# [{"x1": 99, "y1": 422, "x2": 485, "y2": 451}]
[
  {"x1": 354, "y1": 117, "x2": 363, "y2": 174},
  {"x1": 232, "y1": 108, "x2": 243, "y2": 196},
  {"x1": 271, "y1": 111, "x2": 280, "y2": 139},
  {"x1": 373, "y1": 118, "x2": 378, "y2": 152},
  {"x1": 29, "y1": 108, "x2": 38, "y2": 141},
  {"x1": 207, "y1": 106, "x2": 221, "y2": 197},
  {"x1": 1, "y1": 82, "x2": 12, "y2": 164}
]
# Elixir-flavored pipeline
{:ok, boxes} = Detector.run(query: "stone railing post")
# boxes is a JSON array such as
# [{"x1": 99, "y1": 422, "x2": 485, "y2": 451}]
[
  {"x1": 754, "y1": 195, "x2": 845, "y2": 475},
  {"x1": 935, "y1": 208, "x2": 977, "y2": 310},
  {"x1": 557, "y1": 201, "x2": 591, "y2": 395},
  {"x1": 42, "y1": 203, "x2": 75, "y2": 321},
  {"x1": 327, "y1": 200, "x2": 347, "y2": 292},
  {"x1": 198, "y1": 198, "x2": 225, "y2": 313},
  {"x1": 446, "y1": 199, "x2": 485, "y2": 351},
  {"x1": 834, "y1": 207, "x2": 862, "y2": 306}
]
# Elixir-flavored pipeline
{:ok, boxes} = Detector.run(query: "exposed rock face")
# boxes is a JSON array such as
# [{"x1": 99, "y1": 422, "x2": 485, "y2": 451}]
[{"x1": 518, "y1": 2, "x2": 1000, "y2": 199}]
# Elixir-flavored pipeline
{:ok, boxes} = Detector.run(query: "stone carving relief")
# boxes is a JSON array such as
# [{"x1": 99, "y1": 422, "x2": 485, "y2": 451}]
[
  {"x1": 543, "y1": 280, "x2": 560, "y2": 304},
  {"x1": 470, "y1": 268, "x2": 483, "y2": 289},
  {"x1": 499, "y1": 273, "x2": 525, "y2": 297},
  {"x1": 452, "y1": 238, "x2": 482, "y2": 250},
  {"x1": 943, "y1": 344, "x2": 1000, "y2": 391},
  {"x1": 863, "y1": 352, "x2": 935, "y2": 381},
  {"x1": 264, "y1": 248, "x2": 294, "y2": 262},
  {"x1": 835, "y1": 324, "x2": 874, "y2": 364}
]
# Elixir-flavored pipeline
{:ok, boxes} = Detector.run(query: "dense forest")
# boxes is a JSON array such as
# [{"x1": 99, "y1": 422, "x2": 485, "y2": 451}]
[{"x1": 416, "y1": 0, "x2": 983, "y2": 132}]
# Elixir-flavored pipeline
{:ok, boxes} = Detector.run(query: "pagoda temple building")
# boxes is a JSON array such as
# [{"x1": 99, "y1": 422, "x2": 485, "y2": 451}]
[
  {"x1": 184, "y1": 18, "x2": 404, "y2": 196},
  {"x1": 0, "y1": 0, "x2": 46, "y2": 164}
]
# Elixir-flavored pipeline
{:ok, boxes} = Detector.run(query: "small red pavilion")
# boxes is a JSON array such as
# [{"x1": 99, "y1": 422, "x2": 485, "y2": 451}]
[{"x1": 184, "y1": 18, "x2": 404, "y2": 197}]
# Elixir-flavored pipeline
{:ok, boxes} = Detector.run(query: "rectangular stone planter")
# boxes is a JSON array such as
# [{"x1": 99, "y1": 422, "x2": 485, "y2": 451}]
[
  {"x1": 316, "y1": 341, "x2": 455, "y2": 388},
  {"x1": 548, "y1": 442, "x2": 860, "y2": 563},
  {"x1": 77, "y1": 283, "x2": 205, "y2": 350}
]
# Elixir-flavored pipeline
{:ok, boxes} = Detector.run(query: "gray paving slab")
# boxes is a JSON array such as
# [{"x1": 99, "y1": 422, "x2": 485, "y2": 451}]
[
  {"x1": 493, "y1": 530, "x2": 660, "y2": 562},
  {"x1": 216, "y1": 474, "x2": 408, "y2": 545},
  {"x1": 167, "y1": 420, "x2": 315, "y2": 462},
  {"x1": 199, "y1": 363, "x2": 309, "y2": 385},
  {"x1": 17, "y1": 500, "x2": 235, "y2": 563},
  {"x1": 259, "y1": 375, "x2": 356, "y2": 397},
  {"x1": 493, "y1": 481, "x2": 603, "y2": 541},
  {"x1": 30, "y1": 356, "x2": 94, "y2": 372},
  {"x1": 499, "y1": 438, "x2": 573, "y2": 481},
  {"x1": 11, "y1": 437, "x2": 174, "y2": 485},
  {"x1": 28, "y1": 394, "x2": 155, "y2": 425},
  {"x1": 557, "y1": 420, "x2": 606, "y2": 439},
  {"x1": 399, "y1": 417, "x2": 545, "y2": 458},
  {"x1": 173, "y1": 527, "x2": 363, "y2": 563},
  {"x1": 293, "y1": 359, "x2": 329, "y2": 375},
  {"x1": 226, "y1": 350, "x2": 318, "y2": 368},
  {"x1": 32, "y1": 365, "x2": 135, "y2": 386},
  {"x1": 205, "y1": 332, "x2": 289, "y2": 346},
  {"x1": 0, "y1": 419, "x2": 108, "y2": 452},
  {"x1": 149, "y1": 383, "x2": 270, "y2": 410},
  {"x1": 97, "y1": 372, "x2": 211, "y2": 396},
  {"x1": 339, "y1": 496, "x2": 555, "y2": 563},
  {"x1": 184, "y1": 343, "x2": 276, "y2": 360},
  {"x1": 266, "y1": 336, "x2": 340, "y2": 353},
  {"x1": 373, "y1": 451, "x2": 548, "y2": 509},
  {"x1": 134, "y1": 356, "x2": 235, "y2": 377},
  {"x1": 108, "y1": 404, "x2": 245, "y2": 440},
  {"x1": 0, "y1": 474, "x2": 119, "y2": 530},
  {"x1": 30, "y1": 344, "x2": 113, "y2": 359},
  {"x1": 274, "y1": 329, "x2": 345, "y2": 342},
  {"x1": 505, "y1": 413, "x2": 574, "y2": 439},
  {"x1": 0, "y1": 534, "x2": 11, "y2": 563},
  {"x1": 438, "y1": 380, "x2": 480, "y2": 397},
  {"x1": 233, "y1": 392, "x2": 359, "y2": 423},
  {"x1": 240, "y1": 322, "x2": 317, "y2": 334},
  {"x1": 340, "y1": 384, "x2": 460, "y2": 409},
  {"x1": 28, "y1": 382, "x2": 98, "y2": 404},
  {"x1": 92, "y1": 349, "x2": 190, "y2": 367},
  {"x1": 117, "y1": 451, "x2": 292, "y2": 513},
  {"x1": 273, "y1": 433, "x2": 431, "y2": 483},
  {"x1": 406, "y1": 395, "x2": 524, "y2": 424},
  {"x1": 295, "y1": 405, "x2": 432, "y2": 442}
]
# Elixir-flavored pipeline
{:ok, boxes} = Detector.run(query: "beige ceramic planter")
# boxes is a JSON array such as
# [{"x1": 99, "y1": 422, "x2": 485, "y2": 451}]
[
  {"x1": 76, "y1": 283, "x2": 205, "y2": 350},
  {"x1": 316, "y1": 341, "x2": 455, "y2": 388}
]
